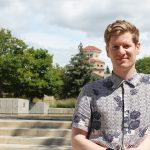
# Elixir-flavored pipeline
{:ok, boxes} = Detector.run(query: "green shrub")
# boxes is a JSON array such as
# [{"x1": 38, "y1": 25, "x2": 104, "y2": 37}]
[{"x1": 49, "y1": 98, "x2": 76, "y2": 108}]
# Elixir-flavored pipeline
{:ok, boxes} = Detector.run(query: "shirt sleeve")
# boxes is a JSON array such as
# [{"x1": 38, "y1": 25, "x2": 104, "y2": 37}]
[{"x1": 72, "y1": 85, "x2": 92, "y2": 132}]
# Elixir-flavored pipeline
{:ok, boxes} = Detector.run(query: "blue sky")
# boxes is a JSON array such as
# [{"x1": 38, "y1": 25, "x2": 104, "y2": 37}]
[{"x1": 1, "y1": 0, "x2": 150, "y2": 71}]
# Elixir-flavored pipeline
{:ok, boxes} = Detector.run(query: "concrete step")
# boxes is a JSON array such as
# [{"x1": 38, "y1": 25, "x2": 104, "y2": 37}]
[
  {"x1": 0, "y1": 119, "x2": 72, "y2": 149},
  {"x1": 0, "y1": 136, "x2": 71, "y2": 146},
  {"x1": 0, "y1": 114, "x2": 73, "y2": 121},
  {"x1": 0, "y1": 144, "x2": 72, "y2": 150},
  {"x1": 0, "y1": 128, "x2": 71, "y2": 138},
  {"x1": 0, "y1": 119, "x2": 71, "y2": 129}
]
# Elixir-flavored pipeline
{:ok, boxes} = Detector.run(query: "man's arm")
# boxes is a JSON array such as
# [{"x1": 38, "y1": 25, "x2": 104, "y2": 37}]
[
  {"x1": 71, "y1": 127, "x2": 107, "y2": 150},
  {"x1": 137, "y1": 131, "x2": 150, "y2": 150},
  {"x1": 126, "y1": 131, "x2": 150, "y2": 150}
]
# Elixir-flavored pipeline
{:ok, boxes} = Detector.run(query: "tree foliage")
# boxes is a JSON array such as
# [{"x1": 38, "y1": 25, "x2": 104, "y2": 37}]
[
  {"x1": 62, "y1": 43, "x2": 101, "y2": 98},
  {"x1": 105, "y1": 65, "x2": 110, "y2": 74},
  {"x1": 0, "y1": 28, "x2": 63, "y2": 100},
  {"x1": 136, "y1": 56, "x2": 150, "y2": 74}
]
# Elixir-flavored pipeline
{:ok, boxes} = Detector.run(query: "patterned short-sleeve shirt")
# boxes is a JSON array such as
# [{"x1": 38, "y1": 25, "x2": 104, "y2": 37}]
[{"x1": 72, "y1": 73, "x2": 150, "y2": 150}]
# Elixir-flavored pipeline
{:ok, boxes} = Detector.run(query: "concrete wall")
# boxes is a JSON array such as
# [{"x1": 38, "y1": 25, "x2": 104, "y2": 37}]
[
  {"x1": 29, "y1": 102, "x2": 49, "y2": 114},
  {"x1": 0, "y1": 98, "x2": 75, "y2": 115},
  {"x1": 0, "y1": 98, "x2": 29, "y2": 114},
  {"x1": 18, "y1": 99, "x2": 29, "y2": 114}
]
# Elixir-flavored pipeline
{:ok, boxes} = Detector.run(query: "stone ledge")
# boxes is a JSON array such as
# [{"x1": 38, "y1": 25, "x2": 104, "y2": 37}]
[
  {"x1": 48, "y1": 108, "x2": 74, "y2": 114},
  {"x1": 0, "y1": 113, "x2": 73, "y2": 121}
]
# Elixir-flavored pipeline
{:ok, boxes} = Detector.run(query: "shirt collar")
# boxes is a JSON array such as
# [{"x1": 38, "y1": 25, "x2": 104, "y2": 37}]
[{"x1": 110, "y1": 72, "x2": 140, "y2": 89}]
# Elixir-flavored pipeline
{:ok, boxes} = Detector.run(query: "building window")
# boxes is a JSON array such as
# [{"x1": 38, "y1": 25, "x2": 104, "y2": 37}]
[{"x1": 90, "y1": 54, "x2": 93, "y2": 57}]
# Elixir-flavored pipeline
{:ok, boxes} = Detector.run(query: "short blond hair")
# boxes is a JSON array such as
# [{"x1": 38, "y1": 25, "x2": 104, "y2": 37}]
[{"x1": 104, "y1": 20, "x2": 139, "y2": 46}]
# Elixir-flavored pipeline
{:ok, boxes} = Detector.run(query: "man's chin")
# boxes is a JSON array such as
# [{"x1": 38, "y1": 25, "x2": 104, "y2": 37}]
[
  {"x1": 115, "y1": 63, "x2": 135, "y2": 71},
  {"x1": 115, "y1": 63, "x2": 131, "y2": 69}
]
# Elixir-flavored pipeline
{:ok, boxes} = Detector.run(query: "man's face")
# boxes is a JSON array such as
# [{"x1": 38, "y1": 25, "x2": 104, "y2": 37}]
[{"x1": 106, "y1": 32, "x2": 140, "y2": 72}]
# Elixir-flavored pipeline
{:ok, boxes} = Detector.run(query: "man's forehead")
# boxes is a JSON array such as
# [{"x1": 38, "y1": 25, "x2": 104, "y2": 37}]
[{"x1": 109, "y1": 32, "x2": 133, "y2": 43}]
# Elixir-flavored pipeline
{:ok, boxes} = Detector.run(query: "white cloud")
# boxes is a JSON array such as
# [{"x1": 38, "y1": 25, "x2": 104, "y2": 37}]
[{"x1": 0, "y1": 0, "x2": 150, "y2": 69}]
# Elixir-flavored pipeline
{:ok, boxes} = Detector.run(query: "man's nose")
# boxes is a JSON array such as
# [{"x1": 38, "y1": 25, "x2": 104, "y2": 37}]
[{"x1": 118, "y1": 46, "x2": 126, "y2": 55}]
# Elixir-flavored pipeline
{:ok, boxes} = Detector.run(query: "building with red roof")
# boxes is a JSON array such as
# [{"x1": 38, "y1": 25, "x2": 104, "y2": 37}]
[{"x1": 82, "y1": 45, "x2": 105, "y2": 77}]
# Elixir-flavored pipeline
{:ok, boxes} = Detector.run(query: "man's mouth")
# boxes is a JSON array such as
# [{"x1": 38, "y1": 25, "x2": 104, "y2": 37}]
[{"x1": 116, "y1": 57, "x2": 128, "y2": 61}]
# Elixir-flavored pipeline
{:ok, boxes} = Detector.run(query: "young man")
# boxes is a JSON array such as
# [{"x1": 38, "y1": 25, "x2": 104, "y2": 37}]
[{"x1": 71, "y1": 20, "x2": 150, "y2": 150}]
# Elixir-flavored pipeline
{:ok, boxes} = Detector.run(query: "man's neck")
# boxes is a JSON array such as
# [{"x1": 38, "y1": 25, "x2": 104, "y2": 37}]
[{"x1": 113, "y1": 67, "x2": 137, "y2": 80}]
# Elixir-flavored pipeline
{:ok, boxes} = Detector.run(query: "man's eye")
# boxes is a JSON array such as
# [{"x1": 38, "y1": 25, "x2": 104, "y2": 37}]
[
  {"x1": 123, "y1": 45, "x2": 130, "y2": 49},
  {"x1": 112, "y1": 46, "x2": 119, "y2": 49}
]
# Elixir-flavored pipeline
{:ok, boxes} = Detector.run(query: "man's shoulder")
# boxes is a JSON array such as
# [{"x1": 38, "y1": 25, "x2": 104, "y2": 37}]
[
  {"x1": 140, "y1": 73, "x2": 150, "y2": 76},
  {"x1": 138, "y1": 73, "x2": 150, "y2": 83},
  {"x1": 85, "y1": 76, "x2": 112, "y2": 89},
  {"x1": 83, "y1": 76, "x2": 113, "y2": 96}
]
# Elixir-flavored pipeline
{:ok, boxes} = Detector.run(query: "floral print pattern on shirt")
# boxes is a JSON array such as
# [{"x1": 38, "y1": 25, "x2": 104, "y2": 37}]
[{"x1": 72, "y1": 73, "x2": 150, "y2": 150}]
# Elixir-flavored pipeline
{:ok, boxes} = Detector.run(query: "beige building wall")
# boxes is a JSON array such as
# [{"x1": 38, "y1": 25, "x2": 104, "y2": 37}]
[{"x1": 82, "y1": 46, "x2": 105, "y2": 77}]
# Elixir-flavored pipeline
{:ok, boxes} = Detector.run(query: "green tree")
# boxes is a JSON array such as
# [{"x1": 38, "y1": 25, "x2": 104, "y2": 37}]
[
  {"x1": 16, "y1": 48, "x2": 54, "y2": 99},
  {"x1": 105, "y1": 65, "x2": 110, "y2": 74},
  {"x1": 0, "y1": 28, "x2": 27, "y2": 55},
  {"x1": 62, "y1": 43, "x2": 101, "y2": 98},
  {"x1": 136, "y1": 56, "x2": 150, "y2": 74},
  {"x1": 0, "y1": 28, "x2": 28, "y2": 96},
  {"x1": 0, "y1": 28, "x2": 63, "y2": 100},
  {"x1": 44, "y1": 64, "x2": 64, "y2": 99}
]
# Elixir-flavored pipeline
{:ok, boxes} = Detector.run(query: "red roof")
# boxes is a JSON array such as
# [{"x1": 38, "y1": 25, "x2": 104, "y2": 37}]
[{"x1": 83, "y1": 46, "x2": 101, "y2": 52}]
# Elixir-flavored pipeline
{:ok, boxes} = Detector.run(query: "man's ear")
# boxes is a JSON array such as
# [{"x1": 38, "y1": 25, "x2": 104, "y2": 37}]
[
  {"x1": 106, "y1": 46, "x2": 110, "y2": 57},
  {"x1": 136, "y1": 42, "x2": 140, "y2": 55}
]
